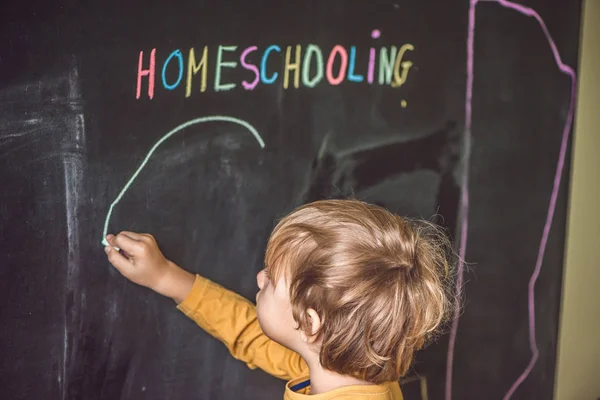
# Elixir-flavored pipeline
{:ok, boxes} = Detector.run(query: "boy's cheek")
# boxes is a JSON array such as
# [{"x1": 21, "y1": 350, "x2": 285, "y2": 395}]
[
  {"x1": 256, "y1": 306, "x2": 279, "y2": 339},
  {"x1": 255, "y1": 302, "x2": 269, "y2": 329},
  {"x1": 256, "y1": 311, "x2": 272, "y2": 338}
]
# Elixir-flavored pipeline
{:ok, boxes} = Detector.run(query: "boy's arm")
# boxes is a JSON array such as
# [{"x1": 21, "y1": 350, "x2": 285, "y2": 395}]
[
  {"x1": 103, "y1": 232, "x2": 308, "y2": 381},
  {"x1": 177, "y1": 275, "x2": 308, "y2": 381}
]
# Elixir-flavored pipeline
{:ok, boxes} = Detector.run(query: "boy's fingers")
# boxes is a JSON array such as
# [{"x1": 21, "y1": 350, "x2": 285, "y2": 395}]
[
  {"x1": 106, "y1": 234, "x2": 116, "y2": 247},
  {"x1": 104, "y1": 246, "x2": 133, "y2": 274},
  {"x1": 114, "y1": 233, "x2": 143, "y2": 255},
  {"x1": 119, "y1": 231, "x2": 144, "y2": 241},
  {"x1": 140, "y1": 233, "x2": 156, "y2": 244}
]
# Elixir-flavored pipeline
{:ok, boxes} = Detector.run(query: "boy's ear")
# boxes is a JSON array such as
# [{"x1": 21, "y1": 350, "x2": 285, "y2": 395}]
[{"x1": 304, "y1": 308, "x2": 322, "y2": 344}]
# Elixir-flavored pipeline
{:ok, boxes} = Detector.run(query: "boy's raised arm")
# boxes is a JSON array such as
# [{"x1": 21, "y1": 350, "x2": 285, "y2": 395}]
[
  {"x1": 104, "y1": 232, "x2": 308, "y2": 381},
  {"x1": 104, "y1": 232, "x2": 195, "y2": 302},
  {"x1": 177, "y1": 274, "x2": 308, "y2": 380}
]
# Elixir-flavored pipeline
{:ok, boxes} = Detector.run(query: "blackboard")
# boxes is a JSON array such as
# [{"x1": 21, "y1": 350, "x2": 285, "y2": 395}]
[{"x1": 0, "y1": 1, "x2": 581, "y2": 399}]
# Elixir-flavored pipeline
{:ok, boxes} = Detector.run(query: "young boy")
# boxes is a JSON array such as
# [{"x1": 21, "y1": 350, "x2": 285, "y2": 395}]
[{"x1": 104, "y1": 199, "x2": 453, "y2": 399}]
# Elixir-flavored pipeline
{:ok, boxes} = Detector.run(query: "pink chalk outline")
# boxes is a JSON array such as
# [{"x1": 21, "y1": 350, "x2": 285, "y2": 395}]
[{"x1": 445, "y1": 1, "x2": 577, "y2": 400}]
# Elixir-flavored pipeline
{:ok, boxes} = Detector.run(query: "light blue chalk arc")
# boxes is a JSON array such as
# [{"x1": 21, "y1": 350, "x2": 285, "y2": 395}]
[{"x1": 101, "y1": 115, "x2": 265, "y2": 246}]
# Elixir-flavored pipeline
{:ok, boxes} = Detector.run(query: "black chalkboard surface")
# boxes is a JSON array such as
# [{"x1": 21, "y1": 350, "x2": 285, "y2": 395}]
[{"x1": 0, "y1": 1, "x2": 581, "y2": 399}]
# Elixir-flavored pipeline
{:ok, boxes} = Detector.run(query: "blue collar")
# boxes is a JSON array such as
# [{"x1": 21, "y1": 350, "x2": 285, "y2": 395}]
[{"x1": 290, "y1": 380, "x2": 310, "y2": 392}]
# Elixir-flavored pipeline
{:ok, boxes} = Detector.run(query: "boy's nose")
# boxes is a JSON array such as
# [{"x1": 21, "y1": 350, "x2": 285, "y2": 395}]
[{"x1": 257, "y1": 269, "x2": 266, "y2": 290}]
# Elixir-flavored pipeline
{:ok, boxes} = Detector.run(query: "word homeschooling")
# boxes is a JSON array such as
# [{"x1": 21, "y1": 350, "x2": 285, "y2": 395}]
[{"x1": 135, "y1": 30, "x2": 415, "y2": 100}]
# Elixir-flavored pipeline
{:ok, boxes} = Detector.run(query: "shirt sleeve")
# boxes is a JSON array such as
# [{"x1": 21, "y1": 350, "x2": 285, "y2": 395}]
[{"x1": 177, "y1": 275, "x2": 309, "y2": 381}]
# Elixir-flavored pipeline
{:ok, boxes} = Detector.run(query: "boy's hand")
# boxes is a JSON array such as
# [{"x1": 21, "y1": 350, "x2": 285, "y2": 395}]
[{"x1": 104, "y1": 232, "x2": 194, "y2": 303}]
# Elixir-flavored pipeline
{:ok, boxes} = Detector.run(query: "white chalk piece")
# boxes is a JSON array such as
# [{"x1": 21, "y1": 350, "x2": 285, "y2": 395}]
[{"x1": 101, "y1": 238, "x2": 120, "y2": 252}]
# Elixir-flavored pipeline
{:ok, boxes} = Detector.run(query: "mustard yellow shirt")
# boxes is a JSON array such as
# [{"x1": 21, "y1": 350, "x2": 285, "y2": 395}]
[{"x1": 177, "y1": 275, "x2": 403, "y2": 399}]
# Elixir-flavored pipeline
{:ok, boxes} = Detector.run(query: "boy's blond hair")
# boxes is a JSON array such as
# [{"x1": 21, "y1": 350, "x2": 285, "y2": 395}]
[{"x1": 265, "y1": 199, "x2": 455, "y2": 383}]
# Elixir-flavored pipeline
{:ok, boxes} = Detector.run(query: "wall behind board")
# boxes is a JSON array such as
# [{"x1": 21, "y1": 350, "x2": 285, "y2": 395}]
[
  {"x1": 555, "y1": 0, "x2": 600, "y2": 398},
  {"x1": 0, "y1": 1, "x2": 582, "y2": 399}
]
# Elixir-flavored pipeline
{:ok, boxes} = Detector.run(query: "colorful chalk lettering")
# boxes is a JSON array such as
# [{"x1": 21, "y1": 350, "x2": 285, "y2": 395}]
[
  {"x1": 302, "y1": 44, "x2": 324, "y2": 88},
  {"x1": 162, "y1": 50, "x2": 184, "y2": 90},
  {"x1": 367, "y1": 29, "x2": 380, "y2": 84},
  {"x1": 134, "y1": 30, "x2": 415, "y2": 100},
  {"x1": 261, "y1": 45, "x2": 281, "y2": 84},
  {"x1": 136, "y1": 49, "x2": 156, "y2": 99},
  {"x1": 240, "y1": 46, "x2": 260, "y2": 90},
  {"x1": 367, "y1": 47, "x2": 376, "y2": 84},
  {"x1": 215, "y1": 46, "x2": 237, "y2": 91},
  {"x1": 392, "y1": 44, "x2": 414, "y2": 88},
  {"x1": 378, "y1": 46, "x2": 397, "y2": 85},
  {"x1": 186, "y1": 47, "x2": 208, "y2": 97},
  {"x1": 347, "y1": 46, "x2": 364, "y2": 83},
  {"x1": 326, "y1": 45, "x2": 348, "y2": 85},
  {"x1": 283, "y1": 45, "x2": 302, "y2": 89}
]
